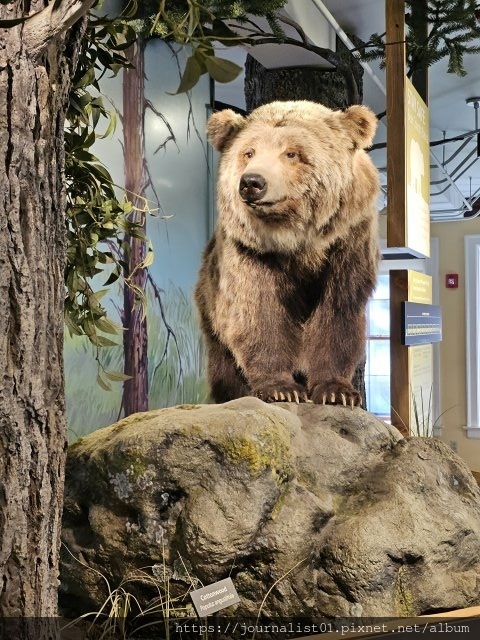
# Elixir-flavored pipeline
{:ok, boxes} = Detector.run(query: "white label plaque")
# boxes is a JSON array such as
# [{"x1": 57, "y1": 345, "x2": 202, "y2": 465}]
[{"x1": 190, "y1": 577, "x2": 240, "y2": 616}]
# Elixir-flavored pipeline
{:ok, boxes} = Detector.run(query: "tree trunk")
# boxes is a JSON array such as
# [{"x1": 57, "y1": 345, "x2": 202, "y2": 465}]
[
  {"x1": 244, "y1": 36, "x2": 368, "y2": 408},
  {"x1": 245, "y1": 35, "x2": 365, "y2": 111},
  {"x1": 0, "y1": 1, "x2": 90, "y2": 632},
  {"x1": 122, "y1": 39, "x2": 149, "y2": 416}
]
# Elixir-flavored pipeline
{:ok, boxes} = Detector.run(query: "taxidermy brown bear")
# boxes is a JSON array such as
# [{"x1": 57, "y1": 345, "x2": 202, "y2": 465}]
[{"x1": 195, "y1": 100, "x2": 380, "y2": 406}]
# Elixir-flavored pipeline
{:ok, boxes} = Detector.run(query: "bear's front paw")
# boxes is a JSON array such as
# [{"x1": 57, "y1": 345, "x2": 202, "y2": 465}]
[
  {"x1": 310, "y1": 380, "x2": 362, "y2": 408},
  {"x1": 253, "y1": 381, "x2": 310, "y2": 404}
]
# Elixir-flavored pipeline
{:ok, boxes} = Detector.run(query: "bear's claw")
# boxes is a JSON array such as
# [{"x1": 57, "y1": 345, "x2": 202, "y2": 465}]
[
  {"x1": 311, "y1": 381, "x2": 362, "y2": 408},
  {"x1": 270, "y1": 389, "x2": 309, "y2": 403},
  {"x1": 255, "y1": 382, "x2": 309, "y2": 404}
]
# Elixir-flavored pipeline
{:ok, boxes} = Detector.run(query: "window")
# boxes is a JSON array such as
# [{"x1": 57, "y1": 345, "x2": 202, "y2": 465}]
[
  {"x1": 365, "y1": 243, "x2": 438, "y2": 422},
  {"x1": 365, "y1": 274, "x2": 391, "y2": 417}
]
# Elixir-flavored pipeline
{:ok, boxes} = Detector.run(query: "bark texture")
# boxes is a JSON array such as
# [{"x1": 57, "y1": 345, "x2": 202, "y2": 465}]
[
  {"x1": 0, "y1": 0, "x2": 91, "y2": 628},
  {"x1": 122, "y1": 40, "x2": 149, "y2": 417},
  {"x1": 245, "y1": 35, "x2": 365, "y2": 111}
]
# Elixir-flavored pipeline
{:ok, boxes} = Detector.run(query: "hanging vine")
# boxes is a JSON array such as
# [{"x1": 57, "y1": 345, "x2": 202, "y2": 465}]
[{"x1": 64, "y1": 9, "x2": 140, "y2": 342}]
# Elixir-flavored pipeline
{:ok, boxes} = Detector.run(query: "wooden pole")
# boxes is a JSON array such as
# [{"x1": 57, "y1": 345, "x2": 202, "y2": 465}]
[
  {"x1": 389, "y1": 271, "x2": 410, "y2": 435},
  {"x1": 386, "y1": 0, "x2": 407, "y2": 249},
  {"x1": 386, "y1": 0, "x2": 409, "y2": 433},
  {"x1": 386, "y1": 0, "x2": 432, "y2": 434}
]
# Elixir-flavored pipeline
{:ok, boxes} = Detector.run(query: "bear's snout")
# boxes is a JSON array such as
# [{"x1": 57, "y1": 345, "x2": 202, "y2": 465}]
[{"x1": 239, "y1": 173, "x2": 267, "y2": 203}]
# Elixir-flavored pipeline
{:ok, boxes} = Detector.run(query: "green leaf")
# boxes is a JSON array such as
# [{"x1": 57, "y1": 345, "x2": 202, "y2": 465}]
[
  {"x1": 204, "y1": 56, "x2": 242, "y2": 84},
  {"x1": 83, "y1": 317, "x2": 96, "y2": 339},
  {"x1": 91, "y1": 105, "x2": 101, "y2": 129},
  {"x1": 88, "y1": 162, "x2": 113, "y2": 182},
  {"x1": 103, "y1": 270, "x2": 120, "y2": 286},
  {"x1": 73, "y1": 149, "x2": 97, "y2": 162},
  {"x1": 74, "y1": 66, "x2": 96, "y2": 90},
  {"x1": 105, "y1": 371, "x2": 132, "y2": 382},
  {"x1": 95, "y1": 317, "x2": 123, "y2": 335},
  {"x1": 109, "y1": 63, "x2": 126, "y2": 76},
  {"x1": 127, "y1": 227, "x2": 148, "y2": 242},
  {"x1": 171, "y1": 55, "x2": 203, "y2": 94},
  {"x1": 64, "y1": 312, "x2": 83, "y2": 337},
  {"x1": 141, "y1": 250, "x2": 155, "y2": 268},
  {"x1": 91, "y1": 334, "x2": 119, "y2": 348},
  {"x1": 97, "y1": 374, "x2": 112, "y2": 392},
  {"x1": 98, "y1": 111, "x2": 117, "y2": 139},
  {"x1": 96, "y1": 288, "x2": 111, "y2": 299}
]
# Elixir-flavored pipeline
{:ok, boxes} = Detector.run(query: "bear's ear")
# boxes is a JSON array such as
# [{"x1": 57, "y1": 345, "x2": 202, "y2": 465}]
[
  {"x1": 207, "y1": 109, "x2": 246, "y2": 152},
  {"x1": 341, "y1": 105, "x2": 378, "y2": 149}
]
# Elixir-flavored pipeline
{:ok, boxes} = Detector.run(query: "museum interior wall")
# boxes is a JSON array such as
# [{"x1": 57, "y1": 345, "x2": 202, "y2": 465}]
[
  {"x1": 433, "y1": 217, "x2": 480, "y2": 470},
  {"x1": 379, "y1": 213, "x2": 480, "y2": 471}
]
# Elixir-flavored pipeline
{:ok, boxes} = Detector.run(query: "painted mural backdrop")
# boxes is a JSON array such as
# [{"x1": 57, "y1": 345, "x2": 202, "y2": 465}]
[{"x1": 65, "y1": 39, "x2": 212, "y2": 441}]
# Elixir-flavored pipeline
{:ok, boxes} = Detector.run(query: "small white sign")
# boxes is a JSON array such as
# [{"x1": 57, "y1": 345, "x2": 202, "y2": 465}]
[{"x1": 190, "y1": 577, "x2": 240, "y2": 617}]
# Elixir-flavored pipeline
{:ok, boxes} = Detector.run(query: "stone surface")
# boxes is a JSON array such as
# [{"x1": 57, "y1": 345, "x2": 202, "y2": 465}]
[{"x1": 60, "y1": 398, "x2": 480, "y2": 618}]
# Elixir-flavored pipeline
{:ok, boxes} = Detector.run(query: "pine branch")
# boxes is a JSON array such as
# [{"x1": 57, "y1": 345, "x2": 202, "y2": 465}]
[{"x1": 362, "y1": 0, "x2": 480, "y2": 77}]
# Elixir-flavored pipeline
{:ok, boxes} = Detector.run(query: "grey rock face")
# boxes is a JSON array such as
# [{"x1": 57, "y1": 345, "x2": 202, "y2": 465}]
[{"x1": 61, "y1": 398, "x2": 480, "y2": 618}]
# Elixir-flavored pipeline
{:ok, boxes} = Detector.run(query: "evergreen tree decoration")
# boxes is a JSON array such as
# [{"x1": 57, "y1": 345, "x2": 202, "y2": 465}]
[
  {"x1": 362, "y1": 0, "x2": 480, "y2": 76},
  {"x1": 130, "y1": 0, "x2": 287, "y2": 41},
  {"x1": 119, "y1": 0, "x2": 288, "y2": 90}
]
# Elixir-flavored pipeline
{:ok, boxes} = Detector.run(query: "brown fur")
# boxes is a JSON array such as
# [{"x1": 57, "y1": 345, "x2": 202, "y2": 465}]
[{"x1": 195, "y1": 100, "x2": 380, "y2": 406}]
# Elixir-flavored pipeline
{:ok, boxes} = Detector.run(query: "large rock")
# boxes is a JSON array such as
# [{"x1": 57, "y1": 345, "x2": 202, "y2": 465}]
[{"x1": 60, "y1": 398, "x2": 480, "y2": 618}]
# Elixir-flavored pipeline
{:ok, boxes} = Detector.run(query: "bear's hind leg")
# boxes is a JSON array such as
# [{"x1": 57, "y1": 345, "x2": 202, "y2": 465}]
[{"x1": 206, "y1": 338, "x2": 251, "y2": 403}]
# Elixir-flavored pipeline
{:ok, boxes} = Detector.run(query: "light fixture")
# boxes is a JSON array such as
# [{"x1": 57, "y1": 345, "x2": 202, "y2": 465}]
[
  {"x1": 466, "y1": 97, "x2": 480, "y2": 130},
  {"x1": 466, "y1": 98, "x2": 480, "y2": 158}
]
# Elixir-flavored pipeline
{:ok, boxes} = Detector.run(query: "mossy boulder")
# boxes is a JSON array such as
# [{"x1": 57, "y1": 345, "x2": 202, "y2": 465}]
[{"x1": 60, "y1": 398, "x2": 480, "y2": 618}]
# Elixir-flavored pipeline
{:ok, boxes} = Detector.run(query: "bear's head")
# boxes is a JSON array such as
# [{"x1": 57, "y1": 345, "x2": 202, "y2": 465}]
[{"x1": 207, "y1": 100, "x2": 379, "y2": 255}]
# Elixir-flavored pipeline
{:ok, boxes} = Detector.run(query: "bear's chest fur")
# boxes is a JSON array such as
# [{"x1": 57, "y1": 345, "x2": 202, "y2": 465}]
[{"x1": 233, "y1": 239, "x2": 329, "y2": 324}]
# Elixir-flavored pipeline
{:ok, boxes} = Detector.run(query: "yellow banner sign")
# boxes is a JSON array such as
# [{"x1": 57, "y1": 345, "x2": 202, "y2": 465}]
[
  {"x1": 405, "y1": 78, "x2": 430, "y2": 257},
  {"x1": 408, "y1": 271, "x2": 432, "y2": 304}
]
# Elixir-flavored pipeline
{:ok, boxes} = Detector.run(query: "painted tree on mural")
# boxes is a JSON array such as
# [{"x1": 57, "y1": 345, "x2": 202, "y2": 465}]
[
  {"x1": 118, "y1": 34, "x2": 180, "y2": 416},
  {"x1": 121, "y1": 38, "x2": 150, "y2": 415},
  {"x1": 115, "y1": 0, "x2": 288, "y2": 416},
  {"x1": 118, "y1": 10, "x2": 179, "y2": 417}
]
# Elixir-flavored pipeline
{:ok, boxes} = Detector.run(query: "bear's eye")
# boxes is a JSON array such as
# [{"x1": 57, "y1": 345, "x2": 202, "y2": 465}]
[
  {"x1": 286, "y1": 151, "x2": 298, "y2": 159},
  {"x1": 244, "y1": 149, "x2": 255, "y2": 159}
]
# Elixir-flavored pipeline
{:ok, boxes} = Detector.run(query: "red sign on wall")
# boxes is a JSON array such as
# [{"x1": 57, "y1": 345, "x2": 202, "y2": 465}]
[{"x1": 445, "y1": 274, "x2": 459, "y2": 288}]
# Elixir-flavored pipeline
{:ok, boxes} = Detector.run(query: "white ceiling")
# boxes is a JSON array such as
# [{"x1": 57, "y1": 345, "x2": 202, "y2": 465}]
[{"x1": 215, "y1": 0, "x2": 480, "y2": 218}]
